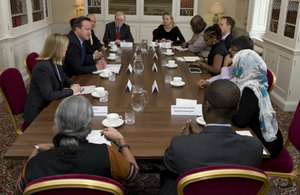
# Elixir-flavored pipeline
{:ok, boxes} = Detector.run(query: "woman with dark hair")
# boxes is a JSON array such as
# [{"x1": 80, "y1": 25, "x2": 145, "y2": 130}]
[
  {"x1": 153, "y1": 12, "x2": 185, "y2": 44},
  {"x1": 193, "y1": 24, "x2": 228, "y2": 76},
  {"x1": 16, "y1": 96, "x2": 139, "y2": 194},
  {"x1": 231, "y1": 50, "x2": 283, "y2": 159},
  {"x1": 23, "y1": 33, "x2": 81, "y2": 125}
]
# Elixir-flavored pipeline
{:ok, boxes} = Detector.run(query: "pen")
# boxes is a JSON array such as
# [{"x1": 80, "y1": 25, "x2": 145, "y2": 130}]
[{"x1": 80, "y1": 88, "x2": 84, "y2": 93}]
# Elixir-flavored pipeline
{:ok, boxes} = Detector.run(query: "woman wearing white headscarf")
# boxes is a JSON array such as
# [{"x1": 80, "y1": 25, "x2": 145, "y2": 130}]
[{"x1": 231, "y1": 49, "x2": 283, "y2": 159}]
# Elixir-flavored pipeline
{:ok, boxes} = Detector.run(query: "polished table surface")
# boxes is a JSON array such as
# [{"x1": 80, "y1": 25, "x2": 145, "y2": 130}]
[{"x1": 4, "y1": 44, "x2": 270, "y2": 159}]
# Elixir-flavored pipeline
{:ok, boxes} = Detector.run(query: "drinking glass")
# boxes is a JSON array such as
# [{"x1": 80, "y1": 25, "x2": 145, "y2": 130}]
[
  {"x1": 165, "y1": 74, "x2": 172, "y2": 83},
  {"x1": 133, "y1": 59, "x2": 144, "y2": 74},
  {"x1": 161, "y1": 59, "x2": 167, "y2": 67},
  {"x1": 125, "y1": 110, "x2": 135, "y2": 124},
  {"x1": 108, "y1": 72, "x2": 115, "y2": 81},
  {"x1": 141, "y1": 39, "x2": 148, "y2": 53},
  {"x1": 100, "y1": 91, "x2": 109, "y2": 102}
]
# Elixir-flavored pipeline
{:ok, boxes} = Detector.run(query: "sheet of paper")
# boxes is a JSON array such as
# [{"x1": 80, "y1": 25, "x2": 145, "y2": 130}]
[
  {"x1": 236, "y1": 130, "x2": 267, "y2": 155},
  {"x1": 86, "y1": 130, "x2": 111, "y2": 145},
  {"x1": 175, "y1": 57, "x2": 185, "y2": 62},
  {"x1": 93, "y1": 106, "x2": 108, "y2": 116},
  {"x1": 120, "y1": 42, "x2": 133, "y2": 47},
  {"x1": 74, "y1": 85, "x2": 95, "y2": 95},
  {"x1": 93, "y1": 64, "x2": 122, "y2": 74},
  {"x1": 171, "y1": 105, "x2": 198, "y2": 115},
  {"x1": 173, "y1": 46, "x2": 189, "y2": 51},
  {"x1": 183, "y1": 56, "x2": 201, "y2": 62}
]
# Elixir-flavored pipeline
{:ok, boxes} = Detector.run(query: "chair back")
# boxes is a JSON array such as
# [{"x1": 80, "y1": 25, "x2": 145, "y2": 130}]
[
  {"x1": 266, "y1": 68, "x2": 276, "y2": 94},
  {"x1": 176, "y1": 165, "x2": 270, "y2": 195},
  {"x1": 153, "y1": 29, "x2": 158, "y2": 38},
  {"x1": 0, "y1": 68, "x2": 27, "y2": 134},
  {"x1": 24, "y1": 174, "x2": 125, "y2": 195},
  {"x1": 288, "y1": 100, "x2": 300, "y2": 150},
  {"x1": 24, "y1": 52, "x2": 38, "y2": 78},
  {"x1": 70, "y1": 18, "x2": 77, "y2": 30}
]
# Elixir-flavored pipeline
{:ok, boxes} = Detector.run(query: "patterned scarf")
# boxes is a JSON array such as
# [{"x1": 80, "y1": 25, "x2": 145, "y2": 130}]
[{"x1": 232, "y1": 49, "x2": 278, "y2": 142}]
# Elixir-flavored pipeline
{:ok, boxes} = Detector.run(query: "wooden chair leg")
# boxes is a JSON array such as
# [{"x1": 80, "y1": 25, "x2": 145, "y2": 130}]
[{"x1": 7, "y1": 159, "x2": 13, "y2": 168}]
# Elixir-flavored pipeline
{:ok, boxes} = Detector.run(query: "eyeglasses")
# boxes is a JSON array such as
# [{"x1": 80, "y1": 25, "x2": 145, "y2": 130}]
[{"x1": 230, "y1": 47, "x2": 239, "y2": 52}]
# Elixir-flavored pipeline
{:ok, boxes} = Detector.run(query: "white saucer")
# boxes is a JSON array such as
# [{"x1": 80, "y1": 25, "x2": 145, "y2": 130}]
[
  {"x1": 164, "y1": 52, "x2": 174, "y2": 56},
  {"x1": 102, "y1": 119, "x2": 124, "y2": 128},
  {"x1": 91, "y1": 91, "x2": 100, "y2": 98},
  {"x1": 110, "y1": 49, "x2": 117, "y2": 52},
  {"x1": 166, "y1": 64, "x2": 178, "y2": 68},
  {"x1": 196, "y1": 116, "x2": 206, "y2": 126},
  {"x1": 170, "y1": 81, "x2": 185, "y2": 87},
  {"x1": 107, "y1": 56, "x2": 116, "y2": 60},
  {"x1": 99, "y1": 73, "x2": 109, "y2": 78}
]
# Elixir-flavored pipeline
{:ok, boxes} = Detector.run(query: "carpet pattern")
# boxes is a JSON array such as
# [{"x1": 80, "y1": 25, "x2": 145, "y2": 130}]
[{"x1": 0, "y1": 100, "x2": 297, "y2": 194}]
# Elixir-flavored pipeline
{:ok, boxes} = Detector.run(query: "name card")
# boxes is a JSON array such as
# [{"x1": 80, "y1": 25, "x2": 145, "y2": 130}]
[
  {"x1": 152, "y1": 63, "x2": 158, "y2": 72},
  {"x1": 125, "y1": 79, "x2": 132, "y2": 92},
  {"x1": 93, "y1": 106, "x2": 108, "y2": 116},
  {"x1": 171, "y1": 106, "x2": 198, "y2": 115},
  {"x1": 126, "y1": 63, "x2": 133, "y2": 73},
  {"x1": 121, "y1": 42, "x2": 133, "y2": 47},
  {"x1": 152, "y1": 80, "x2": 159, "y2": 93}
]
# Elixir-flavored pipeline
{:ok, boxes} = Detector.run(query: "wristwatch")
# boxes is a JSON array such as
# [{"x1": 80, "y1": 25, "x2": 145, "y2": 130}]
[
  {"x1": 118, "y1": 144, "x2": 130, "y2": 152},
  {"x1": 33, "y1": 145, "x2": 41, "y2": 153}
]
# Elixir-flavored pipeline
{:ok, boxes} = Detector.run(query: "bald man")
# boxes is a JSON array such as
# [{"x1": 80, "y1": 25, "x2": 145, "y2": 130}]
[
  {"x1": 181, "y1": 15, "x2": 211, "y2": 58},
  {"x1": 86, "y1": 14, "x2": 105, "y2": 51},
  {"x1": 160, "y1": 80, "x2": 263, "y2": 195}
]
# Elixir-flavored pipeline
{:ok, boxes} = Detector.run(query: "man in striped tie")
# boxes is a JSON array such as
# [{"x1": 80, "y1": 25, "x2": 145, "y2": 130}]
[{"x1": 103, "y1": 12, "x2": 134, "y2": 45}]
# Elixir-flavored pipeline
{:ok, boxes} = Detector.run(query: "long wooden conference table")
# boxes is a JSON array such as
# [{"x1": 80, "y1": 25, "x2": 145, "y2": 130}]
[{"x1": 4, "y1": 44, "x2": 270, "y2": 160}]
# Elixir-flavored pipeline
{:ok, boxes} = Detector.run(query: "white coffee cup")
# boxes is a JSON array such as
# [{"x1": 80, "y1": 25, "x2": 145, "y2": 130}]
[
  {"x1": 109, "y1": 53, "x2": 116, "y2": 59},
  {"x1": 166, "y1": 49, "x2": 172, "y2": 54},
  {"x1": 109, "y1": 41, "x2": 115, "y2": 46},
  {"x1": 165, "y1": 42, "x2": 171, "y2": 48},
  {"x1": 111, "y1": 45, "x2": 117, "y2": 50},
  {"x1": 102, "y1": 69, "x2": 111, "y2": 76},
  {"x1": 173, "y1": 77, "x2": 182, "y2": 84},
  {"x1": 107, "y1": 113, "x2": 122, "y2": 125},
  {"x1": 168, "y1": 60, "x2": 175, "y2": 66},
  {"x1": 95, "y1": 87, "x2": 104, "y2": 95}
]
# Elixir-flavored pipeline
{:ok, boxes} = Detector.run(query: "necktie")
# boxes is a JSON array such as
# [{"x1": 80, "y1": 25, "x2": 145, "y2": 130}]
[
  {"x1": 219, "y1": 37, "x2": 223, "y2": 42},
  {"x1": 55, "y1": 65, "x2": 61, "y2": 81},
  {"x1": 116, "y1": 27, "x2": 120, "y2": 40},
  {"x1": 90, "y1": 34, "x2": 93, "y2": 45},
  {"x1": 81, "y1": 42, "x2": 85, "y2": 65}
]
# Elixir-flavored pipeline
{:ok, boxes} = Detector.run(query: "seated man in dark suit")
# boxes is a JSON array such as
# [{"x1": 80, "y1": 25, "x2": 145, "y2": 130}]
[
  {"x1": 103, "y1": 12, "x2": 134, "y2": 45},
  {"x1": 86, "y1": 13, "x2": 105, "y2": 51},
  {"x1": 160, "y1": 79, "x2": 263, "y2": 195},
  {"x1": 63, "y1": 16, "x2": 106, "y2": 78},
  {"x1": 219, "y1": 16, "x2": 235, "y2": 52}
]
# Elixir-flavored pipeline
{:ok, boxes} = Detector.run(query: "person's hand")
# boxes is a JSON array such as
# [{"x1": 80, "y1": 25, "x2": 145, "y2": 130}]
[
  {"x1": 181, "y1": 42, "x2": 186, "y2": 48},
  {"x1": 101, "y1": 127, "x2": 125, "y2": 145},
  {"x1": 192, "y1": 59, "x2": 204, "y2": 66},
  {"x1": 70, "y1": 84, "x2": 81, "y2": 93},
  {"x1": 36, "y1": 143, "x2": 54, "y2": 151},
  {"x1": 223, "y1": 54, "x2": 232, "y2": 67},
  {"x1": 115, "y1": 39, "x2": 122, "y2": 45},
  {"x1": 166, "y1": 39, "x2": 173, "y2": 44},
  {"x1": 198, "y1": 79, "x2": 209, "y2": 89},
  {"x1": 181, "y1": 119, "x2": 202, "y2": 135},
  {"x1": 96, "y1": 58, "x2": 106, "y2": 70},
  {"x1": 100, "y1": 41, "x2": 105, "y2": 45},
  {"x1": 160, "y1": 38, "x2": 167, "y2": 42},
  {"x1": 93, "y1": 50, "x2": 102, "y2": 60}
]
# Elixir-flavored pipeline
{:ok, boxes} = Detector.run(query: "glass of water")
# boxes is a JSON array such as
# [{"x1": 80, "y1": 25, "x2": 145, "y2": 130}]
[{"x1": 133, "y1": 59, "x2": 144, "y2": 74}]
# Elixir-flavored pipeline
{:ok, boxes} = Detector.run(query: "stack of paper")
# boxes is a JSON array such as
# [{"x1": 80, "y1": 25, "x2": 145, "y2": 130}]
[
  {"x1": 74, "y1": 85, "x2": 95, "y2": 95},
  {"x1": 183, "y1": 56, "x2": 201, "y2": 62},
  {"x1": 173, "y1": 46, "x2": 188, "y2": 51},
  {"x1": 92, "y1": 64, "x2": 122, "y2": 74}
]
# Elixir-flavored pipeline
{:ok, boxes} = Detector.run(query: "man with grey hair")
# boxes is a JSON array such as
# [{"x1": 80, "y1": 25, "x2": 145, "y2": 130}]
[{"x1": 103, "y1": 12, "x2": 134, "y2": 44}]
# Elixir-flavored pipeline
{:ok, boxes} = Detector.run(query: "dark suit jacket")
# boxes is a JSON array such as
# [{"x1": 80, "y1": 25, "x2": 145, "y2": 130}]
[
  {"x1": 222, "y1": 33, "x2": 234, "y2": 52},
  {"x1": 86, "y1": 29, "x2": 104, "y2": 51},
  {"x1": 161, "y1": 125, "x2": 263, "y2": 195},
  {"x1": 103, "y1": 22, "x2": 134, "y2": 44},
  {"x1": 63, "y1": 31, "x2": 97, "y2": 78},
  {"x1": 23, "y1": 60, "x2": 75, "y2": 124}
]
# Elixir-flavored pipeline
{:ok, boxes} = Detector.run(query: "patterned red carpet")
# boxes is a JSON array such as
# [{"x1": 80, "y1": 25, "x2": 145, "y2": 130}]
[{"x1": 0, "y1": 100, "x2": 297, "y2": 194}]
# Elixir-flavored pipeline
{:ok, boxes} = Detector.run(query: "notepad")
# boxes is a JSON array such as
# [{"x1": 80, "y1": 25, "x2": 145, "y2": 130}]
[
  {"x1": 92, "y1": 64, "x2": 122, "y2": 74},
  {"x1": 183, "y1": 56, "x2": 201, "y2": 62}
]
